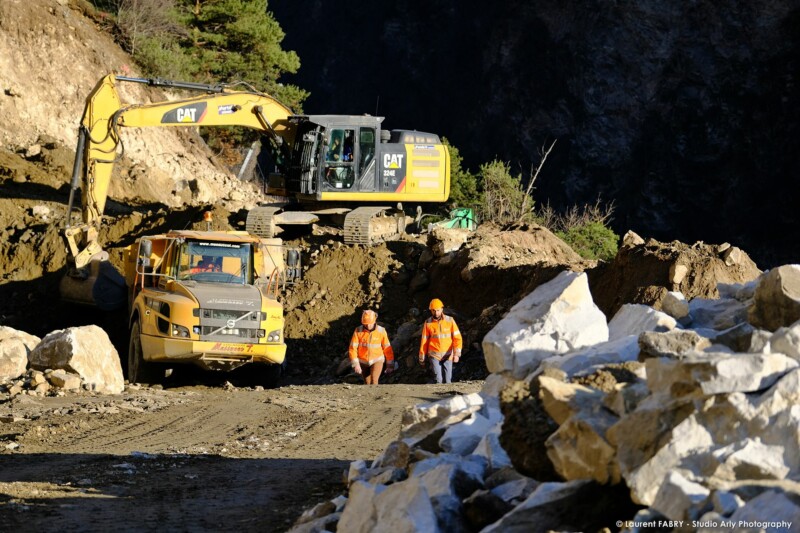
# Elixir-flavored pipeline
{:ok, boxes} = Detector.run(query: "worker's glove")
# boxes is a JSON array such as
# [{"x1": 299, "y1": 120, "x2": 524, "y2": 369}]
[
  {"x1": 352, "y1": 361, "x2": 362, "y2": 375},
  {"x1": 418, "y1": 357, "x2": 426, "y2": 368},
  {"x1": 453, "y1": 352, "x2": 461, "y2": 363},
  {"x1": 385, "y1": 363, "x2": 395, "y2": 375}
]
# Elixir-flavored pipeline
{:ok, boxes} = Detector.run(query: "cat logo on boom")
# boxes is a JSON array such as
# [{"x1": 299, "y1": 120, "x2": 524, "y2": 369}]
[
  {"x1": 177, "y1": 108, "x2": 197, "y2": 122},
  {"x1": 161, "y1": 103, "x2": 207, "y2": 124}
]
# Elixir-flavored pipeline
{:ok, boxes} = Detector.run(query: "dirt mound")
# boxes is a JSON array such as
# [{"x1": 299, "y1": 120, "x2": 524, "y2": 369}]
[
  {"x1": 279, "y1": 224, "x2": 589, "y2": 383},
  {"x1": 589, "y1": 235, "x2": 762, "y2": 319}
]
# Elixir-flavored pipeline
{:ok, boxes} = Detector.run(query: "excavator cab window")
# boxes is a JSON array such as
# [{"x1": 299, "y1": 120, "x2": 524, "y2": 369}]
[
  {"x1": 323, "y1": 128, "x2": 355, "y2": 190},
  {"x1": 358, "y1": 127, "x2": 377, "y2": 191}
]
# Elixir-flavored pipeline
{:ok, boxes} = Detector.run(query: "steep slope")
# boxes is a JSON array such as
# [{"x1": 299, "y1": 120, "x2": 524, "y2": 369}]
[{"x1": 0, "y1": 0, "x2": 261, "y2": 210}]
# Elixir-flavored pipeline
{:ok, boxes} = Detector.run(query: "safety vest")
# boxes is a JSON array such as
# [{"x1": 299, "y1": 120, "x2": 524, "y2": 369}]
[
  {"x1": 419, "y1": 315, "x2": 463, "y2": 361},
  {"x1": 349, "y1": 325, "x2": 394, "y2": 364}
]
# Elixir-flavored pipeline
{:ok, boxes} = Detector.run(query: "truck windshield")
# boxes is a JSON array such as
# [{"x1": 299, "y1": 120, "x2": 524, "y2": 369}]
[{"x1": 177, "y1": 240, "x2": 253, "y2": 284}]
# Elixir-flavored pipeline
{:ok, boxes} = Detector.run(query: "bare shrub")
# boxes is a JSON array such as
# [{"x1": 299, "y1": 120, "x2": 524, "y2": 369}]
[
  {"x1": 481, "y1": 140, "x2": 557, "y2": 225},
  {"x1": 536, "y1": 197, "x2": 616, "y2": 233},
  {"x1": 115, "y1": 0, "x2": 182, "y2": 55}
]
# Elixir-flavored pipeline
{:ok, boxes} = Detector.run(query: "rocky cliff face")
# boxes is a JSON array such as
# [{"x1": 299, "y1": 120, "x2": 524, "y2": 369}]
[{"x1": 272, "y1": 0, "x2": 800, "y2": 267}]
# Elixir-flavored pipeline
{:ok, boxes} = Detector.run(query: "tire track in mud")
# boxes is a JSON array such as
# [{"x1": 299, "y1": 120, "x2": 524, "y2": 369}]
[
  {"x1": 0, "y1": 383, "x2": 482, "y2": 532},
  {"x1": 43, "y1": 393, "x2": 289, "y2": 455}
]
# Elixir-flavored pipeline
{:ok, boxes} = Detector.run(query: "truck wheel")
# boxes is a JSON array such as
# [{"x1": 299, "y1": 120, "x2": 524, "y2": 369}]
[{"x1": 128, "y1": 321, "x2": 161, "y2": 385}]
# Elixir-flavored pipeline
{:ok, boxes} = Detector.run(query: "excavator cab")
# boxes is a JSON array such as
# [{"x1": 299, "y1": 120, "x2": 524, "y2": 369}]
[
  {"x1": 253, "y1": 114, "x2": 450, "y2": 243},
  {"x1": 264, "y1": 114, "x2": 449, "y2": 204}
]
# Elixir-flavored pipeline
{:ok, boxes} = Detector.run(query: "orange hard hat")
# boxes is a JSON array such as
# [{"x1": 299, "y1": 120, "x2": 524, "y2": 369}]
[
  {"x1": 361, "y1": 310, "x2": 377, "y2": 325},
  {"x1": 429, "y1": 298, "x2": 444, "y2": 310}
]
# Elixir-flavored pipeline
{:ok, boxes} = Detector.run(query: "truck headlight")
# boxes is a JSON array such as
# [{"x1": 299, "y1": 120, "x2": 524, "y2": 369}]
[
  {"x1": 172, "y1": 324, "x2": 190, "y2": 337},
  {"x1": 266, "y1": 329, "x2": 281, "y2": 342}
]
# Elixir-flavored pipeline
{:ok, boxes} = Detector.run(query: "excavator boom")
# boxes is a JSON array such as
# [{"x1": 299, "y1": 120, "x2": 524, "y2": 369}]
[{"x1": 64, "y1": 74, "x2": 295, "y2": 269}]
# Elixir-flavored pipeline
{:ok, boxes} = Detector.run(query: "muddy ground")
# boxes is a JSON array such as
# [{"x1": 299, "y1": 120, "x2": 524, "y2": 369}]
[{"x1": 0, "y1": 381, "x2": 482, "y2": 531}]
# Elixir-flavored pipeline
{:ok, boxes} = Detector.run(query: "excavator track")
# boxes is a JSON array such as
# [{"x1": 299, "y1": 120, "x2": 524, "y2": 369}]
[
  {"x1": 343, "y1": 206, "x2": 406, "y2": 245},
  {"x1": 246, "y1": 206, "x2": 281, "y2": 238}
]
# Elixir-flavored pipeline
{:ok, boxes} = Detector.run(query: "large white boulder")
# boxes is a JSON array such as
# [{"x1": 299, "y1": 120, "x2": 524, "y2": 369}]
[
  {"x1": 610, "y1": 409, "x2": 714, "y2": 506},
  {"x1": 540, "y1": 335, "x2": 639, "y2": 377},
  {"x1": 0, "y1": 338, "x2": 28, "y2": 382},
  {"x1": 337, "y1": 479, "x2": 440, "y2": 533},
  {"x1": 646, "y1": 352, "x2": 798, "y2": 400},
  {"x1": 0, "y1": 326, "x2": 41, "y2": 382},
  {"x1": 608, "y1": 304, "x2": 677, "y2": 341},
  {"x1": 749, "y1": 265, "x2": 800, "y2": 331},
  {"x1": 0, "y1": 326, "x2": 41, "y2": 351},
  {"x1": 28, "y1": 325, "x2": 124, "y2": 394},
  {"x1": 483, "y1": 271, "x2": 608, "y2": 378},
  {"x1": 688, "y1": 297, "x2": 749, "y2": 331},
  {"x1": 651, "y1": 470, "x2": 710, "y2": 521}
]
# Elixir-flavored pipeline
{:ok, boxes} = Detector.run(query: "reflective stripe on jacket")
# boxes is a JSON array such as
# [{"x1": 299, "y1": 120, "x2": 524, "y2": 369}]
[
  {"x1": 349, "y1": 325, "x2": 394, "y2": 364},
  {"x1": 419, "y1": 314, "x2": 463, "y2": 361}
]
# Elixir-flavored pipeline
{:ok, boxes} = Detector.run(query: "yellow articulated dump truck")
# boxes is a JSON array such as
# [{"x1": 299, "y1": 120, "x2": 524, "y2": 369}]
[{"x1": 121, "y1": 229, "x2": 287, "y2": 385}]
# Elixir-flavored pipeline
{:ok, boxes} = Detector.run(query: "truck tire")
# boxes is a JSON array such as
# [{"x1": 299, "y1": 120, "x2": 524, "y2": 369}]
[{"x1": 128, "y1": 321, "x2": 161, "y2": 385}]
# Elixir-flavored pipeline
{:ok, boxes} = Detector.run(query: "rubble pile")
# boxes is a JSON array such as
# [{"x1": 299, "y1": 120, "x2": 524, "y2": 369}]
[
  {"x1": 290, "y1": 265, "x2": 800, "y2": 532},
  {"x1": 0, "y1": 324, "x2": 124, "y2": 399}
]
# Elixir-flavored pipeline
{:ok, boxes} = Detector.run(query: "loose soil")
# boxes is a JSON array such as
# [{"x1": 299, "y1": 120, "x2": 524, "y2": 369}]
[{"x1": 0, "y1": 381, "x2": 482, "y2": 531}]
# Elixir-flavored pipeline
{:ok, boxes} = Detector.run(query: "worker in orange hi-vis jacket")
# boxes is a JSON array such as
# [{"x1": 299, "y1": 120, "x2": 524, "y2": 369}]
[
  {"x1": 418, "y1": 298, "x2": 463, "y2": 384},
  {"x1": 349, "y1": 310, "x2": 395, "y2": 385}
]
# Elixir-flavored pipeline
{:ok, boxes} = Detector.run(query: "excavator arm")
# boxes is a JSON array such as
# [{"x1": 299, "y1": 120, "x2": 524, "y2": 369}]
[{"x1": 64, "y1": 73, "x2": 296, "y2": 269}]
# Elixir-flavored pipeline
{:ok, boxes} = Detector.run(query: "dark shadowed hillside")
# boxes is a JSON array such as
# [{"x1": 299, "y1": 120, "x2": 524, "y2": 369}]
[{"x1": 271, "y1": 0, "x2": 800, "y2": 268}]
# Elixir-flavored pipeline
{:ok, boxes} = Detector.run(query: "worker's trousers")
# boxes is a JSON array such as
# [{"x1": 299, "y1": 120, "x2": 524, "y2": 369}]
[{"x1": 430, "y1": 358, "x2": 453, "y2": 384}]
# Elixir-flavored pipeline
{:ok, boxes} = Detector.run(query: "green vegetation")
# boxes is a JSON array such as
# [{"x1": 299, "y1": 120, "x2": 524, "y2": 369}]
[
  {"x1": 443, "y1": 139, "x2": 481, "y2": 210},
  {"x1": 98, "y1": 0, "x2": 307, "y2": 110},
  {"x1": 480, "y1": 160, "x2": 532, "y2": 225},
  {"x1": 556, "y1": 222, "x2": 618, "y2": 260},
  {"x1": 443, "y1": 138, "x2": 618, "y2": 260},
  {"x1": 538, "y1": 200, "x2": 619, "y2": 260}
]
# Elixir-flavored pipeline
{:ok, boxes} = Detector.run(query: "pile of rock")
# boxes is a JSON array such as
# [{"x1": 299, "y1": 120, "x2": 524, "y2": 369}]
[
  {"x1": 1, "y1": 367, "x2": 85, "y2": 398},
  {"x1": 0, "y1": 325, "x2": 124, "y2": 397},
  {"x1": 291, "y1": 266, "x2": 800, "y2": 532}
]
